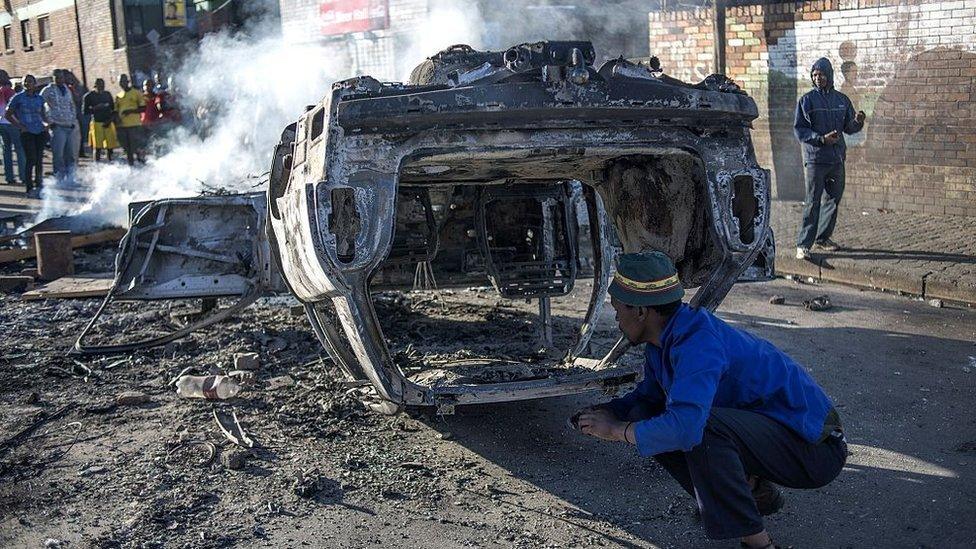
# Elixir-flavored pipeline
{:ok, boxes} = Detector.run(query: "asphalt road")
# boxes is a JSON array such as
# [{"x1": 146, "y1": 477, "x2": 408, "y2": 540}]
[{"x1": 284, "y1": 278, "x2": 976, "y2": 549}]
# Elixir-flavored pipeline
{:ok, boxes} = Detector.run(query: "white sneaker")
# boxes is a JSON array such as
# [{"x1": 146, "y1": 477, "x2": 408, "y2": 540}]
[{"x1": 795, "y1": 247, "x2": 810, "y2": 260}]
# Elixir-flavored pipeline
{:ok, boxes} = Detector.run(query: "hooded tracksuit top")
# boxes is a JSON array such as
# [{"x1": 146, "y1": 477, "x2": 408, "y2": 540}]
[
  {"x1": 606, "y1": 304, "x2": 838, "y2": 458},
  {"x1": 793, "y1": 57, "x2": 864, "y2": 165}
]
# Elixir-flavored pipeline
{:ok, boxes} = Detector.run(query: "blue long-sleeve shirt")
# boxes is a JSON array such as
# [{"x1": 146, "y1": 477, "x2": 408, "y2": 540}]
[
  {"x1": 793, "y1": 57, "x2": 864, "y2": 165},
  {"x1": 605, "y1": 304, "x2": 837, "y2": 458}
]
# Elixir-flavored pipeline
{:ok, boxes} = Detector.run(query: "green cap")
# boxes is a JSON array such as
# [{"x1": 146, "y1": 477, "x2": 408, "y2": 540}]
[{"x1": 608, "y1": 251, "x2": 685, "y2": 306}]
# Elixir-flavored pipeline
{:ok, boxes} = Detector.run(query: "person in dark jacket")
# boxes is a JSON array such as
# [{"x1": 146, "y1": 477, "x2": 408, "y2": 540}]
[
  {"x1": 793, "y1": 57, "x2": 865, "y2": 260},
  {"x1": 575, "y1": 251, "x2": 846, "y2": 549},
  {"x1": 82, "y1": 79, "x2": 118, "y2": 162}
]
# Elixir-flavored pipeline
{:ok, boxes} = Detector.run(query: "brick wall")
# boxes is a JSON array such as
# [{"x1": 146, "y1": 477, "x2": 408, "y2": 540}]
[
  {"x1": 649, "y1": 0, "x2": 976, "y2": 216},
  {"x1": 75, "y1": 0, "x2": 132, "y2": 87},
  {"x1": 0, "y1": 0, "x2": 84, "y2": 82},
  {"x1": 0, "y1": 0, "x2": 132, "y2": 88}
]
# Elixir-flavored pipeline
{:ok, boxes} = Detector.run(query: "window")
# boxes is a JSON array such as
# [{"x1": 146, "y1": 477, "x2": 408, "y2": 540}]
[
  {"x1": 20, "y1": 19, "x2": 32, "y2": 50},
  {"x1": 110, "y1": 0, "x2": 125, "y2": 48},
  {"x1": 309, "y1": 108, "x2": 324, "y2": 141},
  {"x1": 2, "y1": 25, "x2": 11, "y2": 52},
  {"x1": 122, "y1": 0, "x2": 166, "y2": 46},
  {"x1": 38, "y1": 15, "x2": 50, "y2": 44}
]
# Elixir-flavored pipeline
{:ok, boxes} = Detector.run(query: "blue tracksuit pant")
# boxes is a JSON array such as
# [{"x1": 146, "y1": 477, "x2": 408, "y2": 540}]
[
  {"x1": 625, "y1": 403, "x2": 847, "y2": 539},
  {"x1": 796, "y1": 162, "x2": 846, "y2": 249}
]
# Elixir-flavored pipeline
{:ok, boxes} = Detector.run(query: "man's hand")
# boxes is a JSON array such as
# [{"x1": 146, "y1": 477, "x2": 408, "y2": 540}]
[
  {"x1": 855, "y1": 110, "x2": 866, "y2": 124},
  {"x1": 823, "y1": 130, "x2": 840, "y2": 145},
  {"x1": 578, "y1": 408, "x2": 628, "y2": 442}
]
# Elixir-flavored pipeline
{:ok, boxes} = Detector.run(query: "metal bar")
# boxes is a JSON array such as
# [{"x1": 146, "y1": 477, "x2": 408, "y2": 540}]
[
  {"x1": 598, "y1": 336, "x2": 632, "y2": 369},
  {"x1": 538, "y1": 197, "x2": 555, "y2": 348},
  {"x1": 133, "y1": 205, "x2": 168, "y2": 284},
  {"x1": 563, "y1": 186, "x2": 612, "y2": 363},
  {"x1": 713, "y1": 0, "x2": 727, "y2": 75},
  {"x1": 73, "y1": 289, "x2": 260, "y2": 355},
  {"x1": 137, "y1": 242, "x2": 239, "y2": 264},
  {"x1": 538, "y1": 296, "x2": 552, "y2": 349},
  {"x1": 426, "y1": 364, "x2": 639, "y2": 406}
]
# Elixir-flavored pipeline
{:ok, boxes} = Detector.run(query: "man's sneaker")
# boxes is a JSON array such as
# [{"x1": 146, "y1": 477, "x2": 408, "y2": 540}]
[
  {"x1": 795, "y1": 247, "x2": 810, "y2": 260},
  {"x1": 752, "y1": 478, "x2": 785, "y2": 516},
  {"x1": 815, "y1": 238, "x2": 842, "y2": 252}
]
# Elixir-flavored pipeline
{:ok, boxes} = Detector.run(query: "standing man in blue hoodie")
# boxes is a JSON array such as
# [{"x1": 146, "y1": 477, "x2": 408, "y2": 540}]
[
  {"x1": 793, "y1": 57, "x2": 865, "y2": 260},
  {"x1": 575, "y1": 251, "x2": 846, "y2": 549}
]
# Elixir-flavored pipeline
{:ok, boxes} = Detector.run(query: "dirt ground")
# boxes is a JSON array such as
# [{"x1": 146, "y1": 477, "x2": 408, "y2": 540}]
[{"x1": 2, "y1": 244, "x2": 976, "y2": 548}]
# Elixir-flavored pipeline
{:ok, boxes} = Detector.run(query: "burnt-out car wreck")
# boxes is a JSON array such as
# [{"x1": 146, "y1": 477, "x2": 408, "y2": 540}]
[{"x1": 76, "y1": 41, "x2": 774, "y2": 414}]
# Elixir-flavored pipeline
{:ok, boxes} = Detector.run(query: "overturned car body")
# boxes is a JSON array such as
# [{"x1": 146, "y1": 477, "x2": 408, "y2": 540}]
[{"x1": 77, "y1": 41, "x2": 774, "y2": 413}]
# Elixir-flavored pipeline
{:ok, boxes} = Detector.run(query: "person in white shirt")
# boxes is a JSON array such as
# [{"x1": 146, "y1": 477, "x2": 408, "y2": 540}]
[{"x1": 40, "y1": 69, "x2": 80, "y2": 180}]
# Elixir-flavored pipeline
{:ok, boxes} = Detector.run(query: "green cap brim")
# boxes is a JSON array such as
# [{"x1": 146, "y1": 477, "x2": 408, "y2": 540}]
[{"x1": 608, "y1": 280, "x2": 685, "y2": 307}]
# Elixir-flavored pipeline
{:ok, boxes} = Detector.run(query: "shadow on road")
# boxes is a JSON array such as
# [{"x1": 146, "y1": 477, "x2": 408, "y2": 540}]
[
  {"x1": 827, "y1": 248, "x2": 976, "y2": 265},
  {"x1": 418, "y1": 315, "x2": 976, "y2": 547}
]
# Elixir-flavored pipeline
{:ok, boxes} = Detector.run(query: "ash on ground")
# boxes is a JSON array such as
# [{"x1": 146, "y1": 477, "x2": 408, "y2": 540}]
[{"x1": 0, "y1": 244, "x2": 642, "y2": 548}]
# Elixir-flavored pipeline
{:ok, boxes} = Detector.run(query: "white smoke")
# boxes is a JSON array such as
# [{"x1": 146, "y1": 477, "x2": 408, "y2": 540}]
[
  {"x1": 35, "y1": 25, "x2": 342, "y2": 227},
  {"x1": 32, "y1": 1, "x2": 650, "y2": 228},
  {"x1": 394, "y1": 2, "x2": 484, "y2": 81}
]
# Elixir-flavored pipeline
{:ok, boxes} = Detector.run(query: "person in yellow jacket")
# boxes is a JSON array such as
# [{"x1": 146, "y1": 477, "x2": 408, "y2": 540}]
[
  {"x1": 82, "y1": 79, "x2": 118, "y2": 162},
  {"x1": 114, "y1": 74, "x2": 146, "y2": 165}
]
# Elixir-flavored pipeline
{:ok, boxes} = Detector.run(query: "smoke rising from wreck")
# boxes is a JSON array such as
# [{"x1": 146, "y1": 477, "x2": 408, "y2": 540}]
[
  {"x1": 38, "y1": 1, "x2": 651, "y2": 228},
  {"x1": 37, "y1": 24, "x2": 343, "y2": 227}
]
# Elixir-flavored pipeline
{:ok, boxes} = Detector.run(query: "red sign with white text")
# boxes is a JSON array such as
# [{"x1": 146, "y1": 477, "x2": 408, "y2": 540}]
[{"x1": 320, "y1": 0, "x2": 389, "y2": 36}]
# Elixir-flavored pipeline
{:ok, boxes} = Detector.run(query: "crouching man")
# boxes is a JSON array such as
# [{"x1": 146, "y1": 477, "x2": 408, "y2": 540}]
[{"x1": 576, "y1": 251, "x2": 846, "y2": 549}]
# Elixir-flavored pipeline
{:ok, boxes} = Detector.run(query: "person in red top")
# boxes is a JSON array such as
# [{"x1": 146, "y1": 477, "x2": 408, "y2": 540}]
[
  {"x1": 0, "y1": 70, "x2": 26, "y2": 185},
  {"x1": 152, "y1": 72, "x2": 182, "y2": 125},
  {"x1": 140, "y1": 78, "x2": 162, "y2": 157},
  {"x1": 155, "y1": 89, "x2": 181, "y2": 125},
  {"x1": 141, "y1": 78, "x2": 162, "y2": 127}
]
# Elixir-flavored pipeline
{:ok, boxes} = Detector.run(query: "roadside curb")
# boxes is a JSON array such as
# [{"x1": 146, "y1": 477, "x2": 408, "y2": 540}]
[{"x1": 774, "y1": 252, "x2": 976, "y2": 306}]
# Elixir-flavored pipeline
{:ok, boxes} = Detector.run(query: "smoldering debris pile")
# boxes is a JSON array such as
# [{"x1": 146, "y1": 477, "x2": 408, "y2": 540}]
[
  {"x1": 0, "y1": 289, "x2": 457, "y2": 547},
  {"x1": 0, "y1": 214, "x2": 651, "y2": 547}
]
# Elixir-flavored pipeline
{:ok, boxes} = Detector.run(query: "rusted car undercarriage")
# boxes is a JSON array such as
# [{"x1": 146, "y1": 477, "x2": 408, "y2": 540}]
[{"x1": 76, "y1": 41, "x2": 774, "y2": 413}]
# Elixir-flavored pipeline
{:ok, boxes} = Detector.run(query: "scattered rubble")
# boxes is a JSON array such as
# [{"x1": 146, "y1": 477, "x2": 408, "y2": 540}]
[
  {"x1": 78, "y1": 465, "x2": 109, "y2": 477},
  {"x1": 221, "y1": 448, "x2": 250, "y2": 470},
  {"x1": 213, "y1": 409, "x2": 255, "y2": 448},
  {"x1": 803, "y1": 294, "x2": 832, "y2": 311},
  {"x1": 116, "y1": 391, "x2": 151, "y2": 406},
  {"x1": 265, "y1": 375, "x2": 296, "y2": 391},
  {"x1": 234, "y1": 352, "x2": 261, "y2": 371}
]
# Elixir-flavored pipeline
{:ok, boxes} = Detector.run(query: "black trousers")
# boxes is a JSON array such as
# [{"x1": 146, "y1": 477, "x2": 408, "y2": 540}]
[
  {"x1": 796, "y1": 162, "x2": 846, "y2": 249},
  {"x1": 20, "y1": 130, "x2": 46, "y2": 190},
  {"x1": 116, "y1": 126, "x2": 145, "y2": 165},
  {"x1": 626, "y1": 405, "x2": 847, "y2": 539}
]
